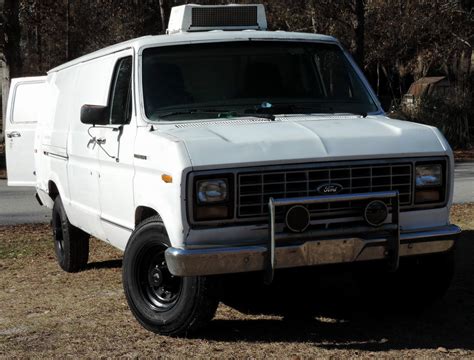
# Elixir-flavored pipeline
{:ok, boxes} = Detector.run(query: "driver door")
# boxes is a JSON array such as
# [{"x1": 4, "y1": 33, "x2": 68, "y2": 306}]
[{"x1": 97, "y1": 53, "x2": 137, "y2": 249}]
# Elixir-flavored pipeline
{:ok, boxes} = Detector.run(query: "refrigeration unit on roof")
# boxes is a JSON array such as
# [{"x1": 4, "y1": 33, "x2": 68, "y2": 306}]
[{"x1": 167, "y1": 4, "x2": 267, "y2": 34}]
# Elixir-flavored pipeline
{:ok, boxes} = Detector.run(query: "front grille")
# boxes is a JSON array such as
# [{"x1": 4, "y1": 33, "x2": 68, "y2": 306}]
[
  {"x1": 191, "y1": 6, "x2": 258, "y2": 28},
  {"x1": 238, "y1": 163, "x2": 413, "y2": 219}
]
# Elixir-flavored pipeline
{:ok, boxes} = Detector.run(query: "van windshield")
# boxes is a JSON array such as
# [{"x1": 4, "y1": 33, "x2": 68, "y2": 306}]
[{"x1": 142, "y1": 41, "x2": 378, "y2": 121}]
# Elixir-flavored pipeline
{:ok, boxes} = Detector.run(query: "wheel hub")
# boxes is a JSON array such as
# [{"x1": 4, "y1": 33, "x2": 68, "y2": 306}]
[
  {"x1": 139, "y1": 250, "x2": 182, "y2": 312},
  {"x1": 149, "y1": 266, "x2": 163, "y2": 287}
]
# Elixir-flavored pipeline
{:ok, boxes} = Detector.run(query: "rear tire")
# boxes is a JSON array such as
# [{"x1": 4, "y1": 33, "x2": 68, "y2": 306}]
[
  {"x1": 356, "y1": 250, "x2": 455, "y2": 310},
  {"x1": 52, "y1": 196, "x2": 90, "y2": 272},
  {"x1": 122, "y1": 216, "x2": 218, "y2": 336}
]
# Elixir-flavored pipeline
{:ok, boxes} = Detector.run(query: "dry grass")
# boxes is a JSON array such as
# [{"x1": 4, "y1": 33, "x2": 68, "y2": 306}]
[
  {"x1": 0, "y1": 205, "x2": 473, "y2": 358},
  {"x1": 452, "y1": 203, "x2": 474, "y2": 228}
]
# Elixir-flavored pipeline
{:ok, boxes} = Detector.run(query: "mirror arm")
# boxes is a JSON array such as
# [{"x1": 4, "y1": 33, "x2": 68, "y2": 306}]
[{"x1": 86, "y1": 125, "x2": 117, "y2": 161}]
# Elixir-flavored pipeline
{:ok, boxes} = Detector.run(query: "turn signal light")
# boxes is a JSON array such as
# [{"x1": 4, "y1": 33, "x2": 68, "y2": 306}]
[
  {"x1": 195, "y1": 206, "x2": 229, "y2": 221},
  {"x1": 161, "y1": 174, "x2": 173, "y2": 183},
  {"x1": 415, "y1": 190, "x2": 440, "y2": 204}
]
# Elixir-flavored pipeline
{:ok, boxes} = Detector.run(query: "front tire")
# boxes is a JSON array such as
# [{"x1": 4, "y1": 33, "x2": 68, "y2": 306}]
[
  {"x1": 122, "y1": 216, "x2": 218, "y2": 336},
  {"x1": 52, "y1": 196, "x2": 90, "y2": 272}
]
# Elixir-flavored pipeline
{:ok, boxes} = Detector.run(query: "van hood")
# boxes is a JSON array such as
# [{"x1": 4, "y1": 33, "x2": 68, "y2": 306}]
[{"x1": 157, "y1": 115, "x2": 449, "y2": 169}]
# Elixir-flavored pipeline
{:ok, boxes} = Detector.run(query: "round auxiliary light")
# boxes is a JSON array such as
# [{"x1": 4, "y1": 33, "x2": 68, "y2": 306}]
[
  {"x1": 285, "y1": 205, "x2": 311, "y2": 233},
  {"x1": 364, "y1": 200, "x2": 389, "y2": 227}
]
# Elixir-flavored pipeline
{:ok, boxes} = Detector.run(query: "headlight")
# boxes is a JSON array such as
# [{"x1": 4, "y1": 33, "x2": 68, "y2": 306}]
[
  {"x1": 416, "y1": 164, "x2": 442, "y2": 187},
  {"x1": 193, "y1": 175, "x2": 234, "y2": 221},
  {"x1": 197, "y1": 179, "x2": 228, "y2": 203},
  {"x1": 415, "y1": 163, "x2": 445, "y2": 205}
]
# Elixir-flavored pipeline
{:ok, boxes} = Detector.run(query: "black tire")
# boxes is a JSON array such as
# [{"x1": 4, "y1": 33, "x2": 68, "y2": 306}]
[
  {"x1": 122, "y1": 216, "x2": 218, "y2": 336},
  {"x1": 52, "y1": 196, "x2": 90, "y2": 272},
  {"x1": 356, "y1": 250, "x2": 455, "y2": 310}
]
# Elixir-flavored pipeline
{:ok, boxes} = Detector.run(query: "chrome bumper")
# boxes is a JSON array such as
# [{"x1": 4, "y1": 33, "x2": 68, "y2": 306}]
[
  {"x1": 166, "y1": 192, "x2": 461, "y2": 278},
  {"x1": 166, "y1": 224, "x2": 460, "y2": 276}
]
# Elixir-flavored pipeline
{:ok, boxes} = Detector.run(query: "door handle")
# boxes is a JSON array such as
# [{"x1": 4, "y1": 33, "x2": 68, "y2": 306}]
[
  {"x1": 96, "y1": 137, "x2": 106, "y2": 145},
  {"x1": 7, "y1": 131, "x2": 21, "y2": 138}
]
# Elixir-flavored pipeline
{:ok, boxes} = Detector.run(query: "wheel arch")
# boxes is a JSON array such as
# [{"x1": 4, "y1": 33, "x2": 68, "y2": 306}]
[
  {"x1": 135, "y1": 206, "x2": 162, "y2": 227},
  {"x1": 48, "y1": 180, "x2": 60, "y2": 200},
  {"x1": 46, "y1": 171, "x2": 68, "y2": 202},
  {"x1": 44, "y1": 175, "x2": 70, "y2": 217},
  {"x1": 132, "y1": 204, "x2": 186, "y2": 249}
]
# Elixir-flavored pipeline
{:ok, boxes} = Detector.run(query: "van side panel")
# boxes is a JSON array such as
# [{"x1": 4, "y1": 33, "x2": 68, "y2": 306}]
[
  {"x1": 36, "y1": 67, "x2": 79, "y2": 213},
  {"x1": 35, "y1": 73, "x2": 64, "y2": 205},
  {"x1": 35, "y1": 74, "x2": 55, "y2": 203}
]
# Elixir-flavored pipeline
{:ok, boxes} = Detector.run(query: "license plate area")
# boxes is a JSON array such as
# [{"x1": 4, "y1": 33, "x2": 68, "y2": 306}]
[{"x1": 265, "y1": 191, "x2": 400, "y2": 283}]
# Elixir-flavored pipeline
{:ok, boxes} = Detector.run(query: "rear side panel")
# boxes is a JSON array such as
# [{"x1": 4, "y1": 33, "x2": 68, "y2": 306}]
[{"x1": 5, "y1": 76, "x2": 47, "y2": 186}]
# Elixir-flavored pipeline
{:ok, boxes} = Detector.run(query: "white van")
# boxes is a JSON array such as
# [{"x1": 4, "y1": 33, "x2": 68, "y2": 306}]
[{"x1": 5, "y1": 4, "x2": 460, "y2": 336}]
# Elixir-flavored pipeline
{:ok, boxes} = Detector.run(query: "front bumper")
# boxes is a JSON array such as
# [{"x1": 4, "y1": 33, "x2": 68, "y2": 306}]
[
  {"x1": 165, "y1": 224, "x2": 460, "y2": 276},
  {"x1": 166, "y1": 192, "x2": 461, "y2": 278}
]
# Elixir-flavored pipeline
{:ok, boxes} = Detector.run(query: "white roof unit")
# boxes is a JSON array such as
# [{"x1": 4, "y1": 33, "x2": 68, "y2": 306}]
[{"x1": 167, "y1": 4, "x2": 267, "y2": 34}]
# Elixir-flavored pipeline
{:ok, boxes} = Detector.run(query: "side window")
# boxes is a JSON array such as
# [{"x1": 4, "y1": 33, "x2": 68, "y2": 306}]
[
  {"x1": 12, "y1": 82, "x2": 45, "y2": 124},
  {"x1": 109, "y1": 56, "x2": 133, "y2": 125}
]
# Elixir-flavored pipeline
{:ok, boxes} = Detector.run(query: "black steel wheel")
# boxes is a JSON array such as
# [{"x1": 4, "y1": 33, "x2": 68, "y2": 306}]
[
  {"x1": 53, "y1": 211, "x2": 66, "y2": 260},
  {"x1": 123, "y1": 216, "x2": 218, "y2": 336},
  {"x1": 52, "y1": 196, "x2": 90, "y2": 272},
  {"x1": 137, "y1": 244, "x2": 182, "y2": 312}
]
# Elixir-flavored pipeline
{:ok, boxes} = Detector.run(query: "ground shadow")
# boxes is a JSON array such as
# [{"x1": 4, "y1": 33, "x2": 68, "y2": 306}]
[
  {"x1": 196, "y1": 230, "x2": 474, "y2": 351},
  {"x1": 86, "y1": 259, "x2": 122, "y2": 270}
]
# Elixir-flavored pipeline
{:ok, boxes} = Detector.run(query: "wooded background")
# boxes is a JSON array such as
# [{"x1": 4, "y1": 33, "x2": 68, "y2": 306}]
[{"x1": 0, "y1": 0, "x2": 473, "y2": 146}]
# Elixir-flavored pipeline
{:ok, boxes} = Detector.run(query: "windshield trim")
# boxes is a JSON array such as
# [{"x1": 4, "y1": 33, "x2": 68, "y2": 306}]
[{"x1": 137, "y1": 38, "x2": 384, "y2": 124}]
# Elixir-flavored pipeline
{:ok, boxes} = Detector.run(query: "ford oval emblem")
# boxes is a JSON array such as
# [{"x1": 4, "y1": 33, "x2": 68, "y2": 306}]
[{"x1": 317, "y1": 183, "x2": 343, "y2": 195}]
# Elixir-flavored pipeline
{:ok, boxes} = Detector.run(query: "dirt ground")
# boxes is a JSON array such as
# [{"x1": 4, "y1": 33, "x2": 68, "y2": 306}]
[{"x1": 0, "y1": 204, "x2": 473, "y2": 358}]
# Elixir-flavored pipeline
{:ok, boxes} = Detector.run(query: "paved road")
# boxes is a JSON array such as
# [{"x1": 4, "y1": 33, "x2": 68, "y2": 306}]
[
  {"x1": 0, "y1": 162, "x2": 472, "y2": 225},
  {"x1": 0, "y1": 179, "x2": 50, "y2": 225},
  {"x1": 453, "y1": 161, "x2": 474, "y2": 204}
]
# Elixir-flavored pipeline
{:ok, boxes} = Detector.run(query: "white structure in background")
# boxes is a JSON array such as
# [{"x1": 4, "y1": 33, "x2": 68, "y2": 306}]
[{"x1": 5, "y1": 4, "x2": 460, "y2": 336}]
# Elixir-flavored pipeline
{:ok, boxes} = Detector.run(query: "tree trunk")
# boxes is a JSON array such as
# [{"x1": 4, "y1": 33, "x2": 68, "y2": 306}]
[
  {"x1": 381, "y1": 64, "x2": 396, "y2": 100},
  {"x1": 158, "y1": 0, "x2": 168, "y2": 33},
  {"x1": 66, "y1": 0, "x2": 70, "y2": 60},
  {"x1": 3, "y1": 0, "x2": 21, "y2": 77},
  {"x1": 0, "y1": 0, "x2": 22, "y2": 142},
  {"x1": 376, "y1": 62, "x2": 380, "y2": 95},
  {"x1": 1, "y1": 59, "x2": 9, "y2": 143},
  {"x1": 354, "y1": 0, "x2": 365, "y2": 67}
]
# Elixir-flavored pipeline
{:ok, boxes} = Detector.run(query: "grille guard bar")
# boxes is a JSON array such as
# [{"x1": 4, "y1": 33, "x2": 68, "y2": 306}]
[{"x1": 265, "y1": 191, "x2": 400, "y2": 284}]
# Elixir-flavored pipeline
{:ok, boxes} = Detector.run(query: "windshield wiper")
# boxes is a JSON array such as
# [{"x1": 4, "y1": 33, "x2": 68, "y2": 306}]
[
  {"x1": 247, "y1": 103, "x2": 333, "y2": 116},
  {"x1": 157, "y1": 109, "x2": 226, "y2": 119},
  {"x1": 157, "y1": 109, "x2": 275, "y2": 121},
  {"x1": 336, "y1": 111, "x2": 368, "y2": 118},
  {"x1": 218, "y1": 111, "x2": 275, "y2": 121},
  {"x1": 248, "y1": 102, "x2": 370, "y2": 118}
]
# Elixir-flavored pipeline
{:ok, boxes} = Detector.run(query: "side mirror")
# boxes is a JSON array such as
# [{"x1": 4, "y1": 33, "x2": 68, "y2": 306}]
[{"x1": 80, "y1": 105, "x2": 109, "y2": 125}]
